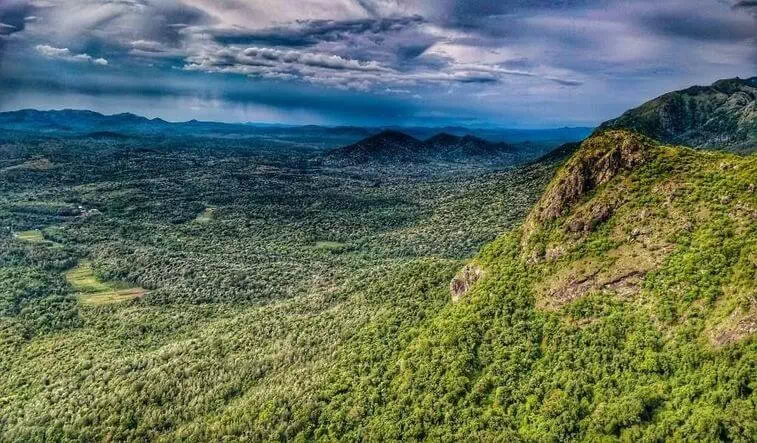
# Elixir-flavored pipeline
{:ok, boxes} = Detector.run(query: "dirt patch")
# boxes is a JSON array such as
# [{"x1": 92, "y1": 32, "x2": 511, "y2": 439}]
[
  {"x1": 536, "y1": 242, "x2": 668, "y2": 310},
  {"x1": 195, "y1": 207, "x2": 216, "y2": 223},
  {"x1": 710, "y1": 306, "x2": 757, "y2": 347}
]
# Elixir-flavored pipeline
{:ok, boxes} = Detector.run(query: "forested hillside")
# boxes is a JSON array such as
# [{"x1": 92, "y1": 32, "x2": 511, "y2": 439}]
[
  {"x1": 318, "y1": 129, "x2": 755, "y2": 440},
  {"x1": 188, "y1": 129, "x2": 755, "y2": 441},
  {"x1": 325, "y1": 130, "x2": 520, "y2": 165},
  {"x1": 600, "y1": 77, "x2": 757, "y2": 153},
  {"x1": 2, "y1": 127, "x2": 754, "y2": 441}
]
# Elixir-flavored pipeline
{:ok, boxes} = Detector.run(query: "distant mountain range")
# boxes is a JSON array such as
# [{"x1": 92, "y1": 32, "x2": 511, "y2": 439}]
[
  {"x1": 321, "y1": 77, "x2": 757, "y2": 166},
  {"x1": 0, "y1": 109, "x2": 593, "y2": 150},
  {"x1": 324, "y1": 130, "x2": 521, "y2": 165},
  {"x1": 0, "y1": 109, "x2": 374, "y2": 148},
  {"x1": 599, "y1": 77, "x2": 757, "y2": 153}
]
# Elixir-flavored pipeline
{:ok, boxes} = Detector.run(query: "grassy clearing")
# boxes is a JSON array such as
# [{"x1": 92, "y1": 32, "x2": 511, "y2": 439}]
[
  {"x1": 194, "y1": 207, "x2": 216, "y2": 223},
  {"x1": 0, "y1": 158, "x2": 54, "y2": 173},
  {"x1": 315, "y1": 241, "x2": 348, "y2": 253},
  {"x1": 66, "y1": 261, "x2": 146, "y2": 306},
  {"x1": 13, "y1": 227, "x2": 64, "y2": 247},
  {"x1": 14, "y1": 230, "x2": 45, "y2": 243}
]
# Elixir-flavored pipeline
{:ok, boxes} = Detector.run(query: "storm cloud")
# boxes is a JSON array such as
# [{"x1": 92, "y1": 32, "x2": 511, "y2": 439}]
[{"x1": 0, "y1": 0, "x2": 754, "y2": 126}]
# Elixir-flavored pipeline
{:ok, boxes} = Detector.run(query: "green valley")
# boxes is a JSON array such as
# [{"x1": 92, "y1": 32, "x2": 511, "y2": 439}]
[{"x1": 0, "y1": 78, "x2": 755, "y2": 441}]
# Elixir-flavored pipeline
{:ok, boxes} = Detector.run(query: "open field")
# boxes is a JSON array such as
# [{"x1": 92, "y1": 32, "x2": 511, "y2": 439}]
[
  {"x1": 65, "y1": 261, "x2": 146, "y2": 306},
  {"x1": 13, "y1": 229, "x2": 45, "y2": 243},
  {"x1": 194, "y1": 207, "x2": 215, "y2": 223}
]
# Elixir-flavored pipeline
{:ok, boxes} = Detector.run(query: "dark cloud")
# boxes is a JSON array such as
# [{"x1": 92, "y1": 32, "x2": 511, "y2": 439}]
[
  {"x1": 139, "y1": 2, "x2": 212, "y2": 46},
  {"x1": 0, "y1": 0, "x2": 33, "y2": 36},
  {"x1": 211, "y1": 16, "x2": 425, "y2": 47},
  {"x1": 0, "y1": 0, "x2": 754, "y2": 126},
  {"x1": 638, "y1": 9, "x2": 756, "y2": 42},
  {"x1": 439, "y1": 0, "x2": 606, "y2": 25},
  {"x1": 0, "y1": 62, "x2": 426, "y2": 124},
  {"x1": 733, "y1": 0, "x2": 757, "y2": 9},
  {"x1": 0, "y1": 0, "x2": 33, "y2": 66},
  {"x1": 732, "y1": 0, "x2": 757, "y2": 18},
  {"x1": 395, "y1": 42, "x2": 434, "y2": 61},
  {"x1": 549, "y1": 78, "x2": 583, "y2": 86},
  {"x1": 452, "y1": 0, "x2": 584, "y2": 16}
]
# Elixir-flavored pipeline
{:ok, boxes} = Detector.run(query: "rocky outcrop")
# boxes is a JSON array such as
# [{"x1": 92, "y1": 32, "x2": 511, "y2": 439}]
[
  {"x1": 710, "y1": 306, "x2": 757, "y2": 347},
  {"x1": 526, "y1": 130, "x2": 656, "y2": 227},
  {"x1": 450, "y1": 263, "x2": 484, "y2": 303}
]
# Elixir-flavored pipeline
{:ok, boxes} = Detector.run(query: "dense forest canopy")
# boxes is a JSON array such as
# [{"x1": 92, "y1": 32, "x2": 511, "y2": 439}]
[{"x1": 1, "y1": 77, "x2": 756, "y2": 441}]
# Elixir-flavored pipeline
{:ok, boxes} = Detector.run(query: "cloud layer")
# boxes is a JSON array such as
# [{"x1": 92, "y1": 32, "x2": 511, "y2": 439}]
[
  {"x1": 0, "y1": 0, "x2": 755, "y2": 126},
  {"x1": 36, "y1": 44, "x2": 108, "y2": 65}
]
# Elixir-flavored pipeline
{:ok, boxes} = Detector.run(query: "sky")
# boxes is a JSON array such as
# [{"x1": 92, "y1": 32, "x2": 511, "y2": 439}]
[{"x1": 0, "y1": 0, "x2": 754, "y2": 128}]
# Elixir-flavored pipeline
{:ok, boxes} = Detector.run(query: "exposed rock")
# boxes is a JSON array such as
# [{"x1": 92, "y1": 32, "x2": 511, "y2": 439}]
[
  {"x1": 711, "y1": 307, "x2": 757, "y2": 347},
  {"x1": 602, "y1": 271, "x2": 645, "y2": 298},
  {"x1": 527, "y1": 131, "x2": 655, "y2": 226},
  {"x1": 544, "y1": 245, "x2": 567, "y2": 262},
  {"x1": 566, "y1": 199, "x2": 618, "y2": 234},
  {"x1": 546, "y1": 269, "x2": 602, "y2": 308},
  {"x1": 522, "y1": 131, "x2": 657, "y2": 256},
  {"x1": 450, "y1": 263, "x2": 484, "y2": 303},
  {"x1": 541, "y1": 269, "x2": 648, "y2": 310}
]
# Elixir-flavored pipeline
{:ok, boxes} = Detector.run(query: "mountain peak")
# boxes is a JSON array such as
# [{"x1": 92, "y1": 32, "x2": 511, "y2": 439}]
[
  {"x1": 370, "y1": 130, "x2": 420, "y2": 143},
  {"x1": 598, "y1": 77, "x2": 757, "y2": 153},
  {"x1": 523, "y1": 130, "x2": 657, "y2": 249},
  {"x1": 425, "y1": 133, "x2": 462, "y2": 145},
  {"x1": 326, "y1": 130, "x2": 519, "y2": 165}
]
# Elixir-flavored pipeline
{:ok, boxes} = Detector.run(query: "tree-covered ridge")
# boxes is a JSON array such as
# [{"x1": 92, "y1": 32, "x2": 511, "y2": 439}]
[
  {"x1": 599, "y1": 77, "x2": 757, "y2": 153},
  {"x1": 325, "y1": 130, "x2": 521, "y2": 165},
  {"x1": 303, "y1": 130, "x2": 757, "y2": 441}
]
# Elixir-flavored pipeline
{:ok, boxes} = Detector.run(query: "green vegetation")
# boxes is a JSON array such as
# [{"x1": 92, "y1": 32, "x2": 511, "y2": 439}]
[
  {"x1": 311, "y1": 131, "x2": 756, "y2": 441},
  {"x1": 314, "y1": 240, "x2": 349, "y2": 253},
  {"x1": 65, "y1": 261, "x2": 146, "y2": 306},
  {"x1": 0, "y1": 135, "x2": 556, "y2": 441},
  {"x1": 600, "y1": 77, "x2": 757, "y2": 153},
  {"x1": 13, "y1": 229, "x2": 44, "y2": 243},
  {"x1": 194, "y1": 207, "x2": 215, "y2": 223},
  {"x1": 0, "y1": 128, "x2": 754, "y2": 441}
]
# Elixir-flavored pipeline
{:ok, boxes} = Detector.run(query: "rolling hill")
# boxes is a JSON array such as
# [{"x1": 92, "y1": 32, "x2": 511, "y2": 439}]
[
  {"x1": 0, "y1": 109, "x2": 592, "y2": 150},
  {"x1": 599, "y1": 77, "x2": 757, "y2": 153},
  {"x1": 325, "y1": 130, "x2": 520, "y2": 165}
]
